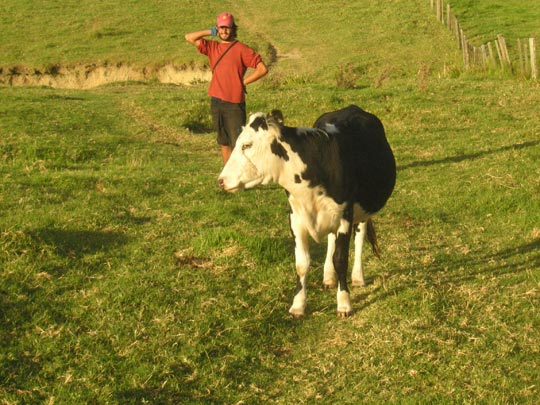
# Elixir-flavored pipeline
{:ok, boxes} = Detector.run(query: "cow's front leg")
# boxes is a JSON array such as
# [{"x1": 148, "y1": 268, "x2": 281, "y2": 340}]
[
  {"x1": 351, "y1": 222, "x2": 366, "y2": 287},
  {"x1": 289, "y1": 211, "x2": 310, "y2": 318},
  {"x1": 323, "y1": 233, "x2": 337, "y2": 288},
  {"x1": 334, "y1": 213, "x2": 353, "y2": 317}
]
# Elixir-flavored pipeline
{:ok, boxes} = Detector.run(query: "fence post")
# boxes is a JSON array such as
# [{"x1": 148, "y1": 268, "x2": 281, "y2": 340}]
[
  {"x1": 461, "y1": 30, "x2": 469, "y2": 68},
  {"x1": 530, "y1": 38, "x2": 538, "y2": 79},
  {"x1": 496, "y1": 35, "x2": 512, "y2": 71},
  {"x1": 523, "y1": 41, "x2": 530, "y2": 76},
  {"x1": 481, "y1": 45, "x2": 487, "y2": 68},
  {"x1": 454, "y1": 17, "x2": 461, "y2": 48},
  {"x1": 487, "y1": 42, "x2": 495, "y2": 66},
  {"x1": 495, "y1": 39, "x2": 503, "y2": 68},
  {"x1": 517, "y1": 39, "x2": 526, "y2": 76}
]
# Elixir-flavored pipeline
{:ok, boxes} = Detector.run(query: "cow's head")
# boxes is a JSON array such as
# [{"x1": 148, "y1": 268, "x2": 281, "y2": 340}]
[{"x1": 218, "y1": 110, "x2": 285, "y2": 192}]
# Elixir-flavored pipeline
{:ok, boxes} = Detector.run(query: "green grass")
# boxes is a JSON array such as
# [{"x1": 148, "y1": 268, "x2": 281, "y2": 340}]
[
  {"x1": 0, "y1": 1, "x2": 210, "y2": 67},
  {"x1": 445, "y1": 0, "x2": 540, "y2": 44},
  {"x1": 2, "y1": 1, "x2": 540, "y2": 403}
]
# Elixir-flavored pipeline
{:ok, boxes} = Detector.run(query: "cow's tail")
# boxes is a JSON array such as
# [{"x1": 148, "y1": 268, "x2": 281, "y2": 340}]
[{"x1": 366, "y1": 218, "x2": 381, "y2": 258}]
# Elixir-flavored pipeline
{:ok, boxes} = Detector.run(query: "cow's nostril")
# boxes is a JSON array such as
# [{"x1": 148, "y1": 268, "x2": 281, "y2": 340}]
[{"x1": 218, "y1": 178, "x2": 225, "y2": 189}]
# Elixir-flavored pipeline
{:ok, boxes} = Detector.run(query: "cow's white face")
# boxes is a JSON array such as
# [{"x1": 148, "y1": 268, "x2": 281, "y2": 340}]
[{"x1": 218, "y1": 113, "x2": 281, "y2": 192}]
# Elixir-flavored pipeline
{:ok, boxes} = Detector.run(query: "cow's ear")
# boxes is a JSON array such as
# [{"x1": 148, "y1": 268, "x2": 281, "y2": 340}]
[
  {"x1": 249, "y1": 114, "x2": 269, "y2": 131},
  {"x1": 269, "y1": 109, "x2": 284, "y2": 126}
]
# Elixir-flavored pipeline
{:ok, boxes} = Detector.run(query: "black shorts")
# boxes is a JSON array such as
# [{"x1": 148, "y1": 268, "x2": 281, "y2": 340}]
[{"x1": 210, "y1": 97, "x2": 246, "y2": 149}]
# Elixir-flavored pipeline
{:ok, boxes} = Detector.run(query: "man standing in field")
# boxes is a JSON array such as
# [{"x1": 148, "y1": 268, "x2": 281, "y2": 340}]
[{"x1": 185, "y1": 12, "x2": 268, "y2": 164}]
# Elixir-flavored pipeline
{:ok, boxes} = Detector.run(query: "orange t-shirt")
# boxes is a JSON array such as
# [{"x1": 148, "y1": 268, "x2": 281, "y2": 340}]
[{"x1": 197, "y1": 39, "x2": 262, "y2": 103}]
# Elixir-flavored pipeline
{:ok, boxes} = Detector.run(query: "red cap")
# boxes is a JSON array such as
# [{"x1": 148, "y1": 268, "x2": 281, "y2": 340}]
[{"x1": 216, "y1": 12, "x2": 234, "y2": 28}]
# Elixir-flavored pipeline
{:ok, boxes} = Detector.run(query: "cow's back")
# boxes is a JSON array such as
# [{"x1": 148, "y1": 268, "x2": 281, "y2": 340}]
[{"x1": 313, "y1": 105, "x2": 396, "y2": 214}]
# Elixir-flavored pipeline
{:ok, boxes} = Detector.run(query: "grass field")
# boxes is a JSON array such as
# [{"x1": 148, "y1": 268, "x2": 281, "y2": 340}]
[
  {"x1": 2, "y1": 0, "x2": 540, "y2": 403},
  {"x1": 446, "y1": 0, "x2": 540, "y2": 44}
]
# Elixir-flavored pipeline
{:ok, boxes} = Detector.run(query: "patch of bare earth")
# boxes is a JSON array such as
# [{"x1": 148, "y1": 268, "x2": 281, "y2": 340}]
[
  {"x1": 0, "y1": 40, "x2": 300, "y2": 89},
  {"x1": 0, "y1": 62, "x2": 211, "y2": 89}
]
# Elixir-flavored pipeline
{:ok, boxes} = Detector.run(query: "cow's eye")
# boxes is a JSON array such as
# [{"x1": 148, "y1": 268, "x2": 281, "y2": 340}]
[{"x1": 242, "y1": 142, "x2": 253, "y2": 151}]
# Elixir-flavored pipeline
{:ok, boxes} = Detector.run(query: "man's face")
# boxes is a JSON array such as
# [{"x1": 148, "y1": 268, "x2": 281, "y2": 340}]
[{"x1": 218, "y1": 26, "x2": 233, "y2": 41}]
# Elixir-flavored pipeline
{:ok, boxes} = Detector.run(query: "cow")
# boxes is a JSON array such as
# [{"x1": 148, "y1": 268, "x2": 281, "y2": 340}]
[{"x1": 218, "y1": 105, "x2": 396, "y2": 317}]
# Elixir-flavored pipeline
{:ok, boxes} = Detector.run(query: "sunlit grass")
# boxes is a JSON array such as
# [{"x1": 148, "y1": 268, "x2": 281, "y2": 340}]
[{"x1": 1, "y1": 0, "x2": 540, "y2": 403}]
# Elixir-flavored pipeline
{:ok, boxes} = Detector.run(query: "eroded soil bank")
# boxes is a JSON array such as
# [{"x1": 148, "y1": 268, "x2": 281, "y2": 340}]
[{"x1": 0, "y1": 62, "x2": 211, "y2": 89}]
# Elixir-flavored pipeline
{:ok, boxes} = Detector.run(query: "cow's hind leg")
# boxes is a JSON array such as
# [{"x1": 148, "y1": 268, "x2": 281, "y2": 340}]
[
  {"x1": 289, "y1": 211, "x2": 310, "y2": 318},
  {"x1": 323, "y1": 233, "x2": 337, "y2": 288},
  {"x1": 351, "y1": 222, "x2": 366, "y2": 287},
  {"x1": 334, "y1": 214, "x2": 354, "y2": 317}
]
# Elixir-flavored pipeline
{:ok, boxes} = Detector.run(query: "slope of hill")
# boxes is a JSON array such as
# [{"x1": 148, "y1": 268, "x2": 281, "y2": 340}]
[{"x1": 1, "y1": 0, "x2": 461, "y2": 88}]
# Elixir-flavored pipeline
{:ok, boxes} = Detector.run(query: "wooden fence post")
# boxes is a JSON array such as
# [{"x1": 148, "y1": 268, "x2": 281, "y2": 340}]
[
  {"x1": 494, "y1": 39, "x2": 503, "y2": 68},
  {"x1": 530, "y1": 38, "x2": 538, "y2": 79},
  {"x1": 454, "y1": 17, "x2": 461, "y2": 48},
  {"x1": 517, "y1": 39, "x2": 524, "y2": 75},
  {"x1": 461, "y1": 30, "x2": 469, "y2": 68},
  {"x1": 487, "y1": 42, "x2": 495, "y2": 66},
  {"x1": 481, "y1": 45, "x2": 487, "y2": 68},
  {"x1": 523, "y1": 41, "x2": 530, "y2": 76},
  {"x1": 496, "y1": 35, "x2": 512, "y2": 71}
]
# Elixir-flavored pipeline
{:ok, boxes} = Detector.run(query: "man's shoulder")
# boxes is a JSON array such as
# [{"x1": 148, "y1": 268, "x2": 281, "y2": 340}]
[
  {"x1": 197, "y1": 38, "x2": 219, "y2": 53},
  {"x1": 232, "y1": 40, "x2": 258, "y2": 55},
  {"x1": 234, "y1": 40, "x2": 251, "y2": 49}
]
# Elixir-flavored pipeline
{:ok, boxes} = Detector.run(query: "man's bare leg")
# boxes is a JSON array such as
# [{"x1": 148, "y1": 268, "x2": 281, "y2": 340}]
[{"x1": 221, "y1": 145, "x2": 232, "y2": 163}]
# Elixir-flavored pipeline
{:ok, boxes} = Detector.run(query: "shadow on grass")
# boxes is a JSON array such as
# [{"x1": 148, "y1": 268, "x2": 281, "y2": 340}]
[
  {"x1": 398, "y1": 140, "x2": 540, "y2": 171},
  {"x1": 1, "y1": 228, "x2": 129, "y2": 321},
  {"x1": 489, "y1": 239, "x2": 540, "y2": 272},
  {"x1": 0, "y1": 228, "x2": 131, "y2": 382},
  {"x1": 29, "y1": 228, "x2": 129, "y2": 259},
  {"x1": 418, "y1": 238, "x2": 540, "y2": 286},
  {"x1": 182, "y1": 120, "x2": 213, "y2": 133}
]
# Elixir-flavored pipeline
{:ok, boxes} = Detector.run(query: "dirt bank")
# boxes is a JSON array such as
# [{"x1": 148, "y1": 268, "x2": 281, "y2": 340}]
[
  {"x1": 0, "y1": 42, "x2": 297, "y2": 90},
  {"x1": 0, "y1": 62, "x2": 211, "y2": 89}
]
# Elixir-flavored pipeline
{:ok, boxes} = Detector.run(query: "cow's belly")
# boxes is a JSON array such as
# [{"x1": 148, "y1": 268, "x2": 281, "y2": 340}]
[{"x1": 353, "y1": 203, "x2": 370, "y2": 223}]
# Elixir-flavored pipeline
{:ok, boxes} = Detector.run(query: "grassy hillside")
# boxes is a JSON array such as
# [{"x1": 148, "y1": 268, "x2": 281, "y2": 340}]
[
  {"x1": 1, "y1": 0, "x2": 460, "y2": 82},
  {"x1": 1, "y1": 0, "x2": 540, "y2": 403},
  {"x1": 444, "y1": 0, "x2": 540, "y2": 44}
]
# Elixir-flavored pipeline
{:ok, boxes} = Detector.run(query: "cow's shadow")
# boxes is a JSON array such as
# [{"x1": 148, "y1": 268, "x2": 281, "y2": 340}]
[
  {"x1": 263, "y1": 234, "x2": 540, "y2": 321},
  {"x1": 398, "y1": 139, "x2": 539, "y2": 171}
]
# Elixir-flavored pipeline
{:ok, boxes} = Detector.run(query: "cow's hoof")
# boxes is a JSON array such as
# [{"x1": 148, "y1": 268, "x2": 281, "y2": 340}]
[
  {"x1": 289, "y1": 307, "x2": 305, "y2": 319},
  {"x1": 352, "y1": 279, "x2": 366, "y2": 287},
  {"x1": 323, "y1": 281, "x2": 337, "y2": 290},
  {"x1": 337, "y1": 309, "x2": 354, "y2": 318}
]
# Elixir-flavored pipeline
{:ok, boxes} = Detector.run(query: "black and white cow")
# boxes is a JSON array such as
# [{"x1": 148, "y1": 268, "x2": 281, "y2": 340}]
[{"x1": 218, "y1": 105, "x2": 396, "y2": 317}]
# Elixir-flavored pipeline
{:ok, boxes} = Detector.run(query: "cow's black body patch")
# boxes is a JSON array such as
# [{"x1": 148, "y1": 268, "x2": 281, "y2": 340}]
[
  {"x1": 278, "y1": 105, "x2": 396, "y2": 213},
  {"x1": 313, "y1": 105, "x2": 396, "y2": 213}
]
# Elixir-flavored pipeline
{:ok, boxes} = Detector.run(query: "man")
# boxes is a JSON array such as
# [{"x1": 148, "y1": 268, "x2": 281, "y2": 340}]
[{"x1": 185, "y1": 12, "x2": 268, "y2": 163}]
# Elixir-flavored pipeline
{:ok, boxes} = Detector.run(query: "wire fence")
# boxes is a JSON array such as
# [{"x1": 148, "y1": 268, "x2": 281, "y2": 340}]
[{"x1": 429, "y1": 0, "x2": 538, "y2": 79}]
